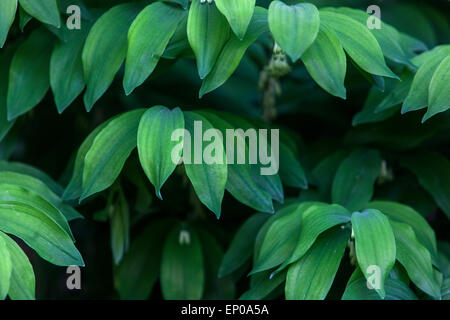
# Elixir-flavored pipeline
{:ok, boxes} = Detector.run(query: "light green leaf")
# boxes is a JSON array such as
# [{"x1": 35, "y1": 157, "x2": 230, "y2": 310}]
[
  {"x1": 219, "y1": 213, "x2": 269, "y2": 277},
  {"x1": 332, "y1": 149, "x2": 381, "y2": 212},
  {"x1": 402, "y1": 152, "x2": 450, "y2": 220},
  {"x1": 187, "y1": 0, "x2": 229, "y2": 79},
  {"x1": 80, "y1": 109, "x2": 146, "y2": 201},
  {"x1": 268, "y1": 1, "x2": 319, "y2": 62},
  {"x1": 0, "y1": 231, "x2": 12, "y2": 299},
  {"x1": 50, "y1": 25, "x2": 90, "y2": 113},
  {"x1": 320, "y1": 10, "x2": 397, "y2": 79},
  {"x1": 0, "y1": 231, "x2": 35, "y2": 300},
  {"x1": 391, "y1": 221, "x2": 441, "y2": 299},
  {"x1": 19, "y1": 0, "x2": 60, "y2": 27},
  {"x1": 137, "y1": 106, "x2": 184, "y2": 199},
  {"x1": 160, "y1": 224, "x2": 204, "y2": 300},
  {"x1": 285, "y1": 227, "x2": 349, "y2": 300},
  {"x1": 0, "y1": 200, "x2": 83, "y2": 266},
  {"x1": 215, "y1": 0, "x2": 255, "y2": 40},
  {"x1": 82, "y1": 3, "x2": 141, "y2": 110},
  {"x1": 0, "y1": 0, "x2": 17, "y2": 48},
  {"x1": 302, "y1": 24, "x2": 346, "y2": 99},
  {"x1": 19, "y1": 6, "x2": 32, "y2": 31},
  {"x1": 367, "y1": 201, "x2": 437, "y2": 261},
  {"x1": 124, "y1": 2, "x2": 186, "y2": 95},
  {"x1": 200, "y1": 6, "x2": 268, "y2": 97},
  {"x1": 351, "y1": 209, "x2": 396, "y2": 299},
  {"x1": 423, "y1": 55, "x2": 450, "y2": 122},
  {"x1": 7, "y1": 27, "x2": 53, "y2": 120},
  {"x1": 183, "y1": 111, "x2": 227, "y2": 218}
]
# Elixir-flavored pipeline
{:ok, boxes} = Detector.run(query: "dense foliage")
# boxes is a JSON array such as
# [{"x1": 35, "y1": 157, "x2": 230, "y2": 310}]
[{"x1": 0, "y1": 0, "x2": 449, "y2": 300}]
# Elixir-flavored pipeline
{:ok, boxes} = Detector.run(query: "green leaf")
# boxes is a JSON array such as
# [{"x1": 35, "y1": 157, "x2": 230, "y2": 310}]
[
  {"x1": 7, "y1": 27, "x2": 53, "y2": 120},
  {"x1": 302, "y1": 24, "x2": 346, "y2": 99},
  {"x1": 82, "y1": 3, "x2": 141, "y2": 110},
  {"x1": 50, "y1": 26, "x2": 90, "y2": 113},
  {"x1": 187, "y1": 0, "x2": 229, "y2": 79},
  {"x1": 278, "y1": 134, "x2": 307, "y2": 189},
  {"x1": 219, "y1": 213, "x2": 269, "y2": 277},
  {"x1": 0, "y1": 231, "x2": 35, "y2": 300},
  {"x1": 423, "y1": 55, "x2": 450, "y2": 121},
  {"x1": 351, "y1": 209, "x2": 396, "y2": 299},
  {"x1": 251, "y1": 202, "x2": 321, "y2": 274},
  {"x1": 80, "y1": 109, "x2": 146, "y2": 201},
  {"x1": 0, "y1": 45, "x2": 16, "y2": 141},
  {"x1": 215, "y1": 0, "x2": 255, "y2": 40},
  {"x1": 239, "y1": 269, "x2": 286, "y2": 300},
  {"x1": 442, "y1": 278, "x2": 450, "y2": 300},
  {"x1": 320, "y1": 10, "x2": 397, "y2": 79},
  {"x1": 402, "y1": 48, "x2": 450, "y2": 114},
  {"x1": 367, "y1": 201, "x2": 437, "y2": 261},
  {"x1": 0, "y1": 200, "x2": 83, "y2": 266},
  {"x1": 311, "y1": 151, "x2": 347, "y2": 201},
  {"x1": 342, "y1": 270, "x2": 417, "y2": 300},
  {"x1": 200, "y1": 6, "x2": 268, "y2": 97},
  {"x1": 160, "y1": 224, "x2": 204, "y2": 300},
  {"x1": 0, "y1": 171, "x2": 81, "y2": 221},
  {"x1": 124, "y1": 2, "x2": 186, "y2": 95},
  {"x1": 375, "y1": 69, "x2": 414, "y2": 113},
  {"x1": 390, "y1": 221, "x2": 441, "y2": 299},
  {"x1": 0, "y1": 231, "x2": 12, "y2": 299},
  {"x1": 278, "y1": 204, "x2": 351, "y2": 272},
  {"x1": 183, "y1": 111, "x2": 227, "y2": 218},
  {"x1": 18, "y1": 6, "x2": 31, "y2": 31},
  {"x1": 19, "y1": 0, "x2": 60, "y2": 27},
  {"x1": 331, "y1": 149, "x2": 381, "y2": 212},
  {"x1": 268, "y1": 1, "x2": 319, "y2": 62},
  {"x1": 0, "y1": 0, "x2": 17, "y2": 48},
  {"x1": 116, "y1": 219, "x2": 173, "y2": 299},
  {"x1": 285, "y1": 227, "x2": 349, "y2": 300},
  {"x1": 137, "y1": 106, "x2": 184, "y2": 199},
  {"x1": 109, "y1": 188, "x2": 129, "y2": 265},
  {"x1": 402, "y1": 152, "x2": 450, "y2": 220}
]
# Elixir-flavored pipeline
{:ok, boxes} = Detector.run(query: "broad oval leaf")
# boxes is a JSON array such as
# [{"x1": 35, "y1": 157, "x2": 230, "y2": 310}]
[
  {"x1": 124, "y1": 2, "x2": 186, "y2": 95},
  {"x1": 320, "y1": 10, "x2": 397, "y2": 79},
  {"x1": 332, "y1": 149, "x2": 381, "y2": 212},
  {"x1": 187, "y1": 0, "x2": 229, "y2": 79},
  {"x1": 0, "y1": 231, "x2": 12, "y2": 299},
  {"x1": 81, "y1": 109, "x2": 146, "y2": 201},
  {"x1": 7, "y1": 27, "x2": 53, "y2": 120},
  {"x1": 268, "y1": 1, "x2": 320, "y2": 62},
  {"x1": 215, "y1": 0, "x2": 255, "y2": 40},
  {"x1": 302, "y1": 24, "x2": 347, "y2": 99},
  {"x1": 285, "y1": 227, "x2": 349, "y2": 300},
  {"x1": 0, "y1": 231, "x2": 35, "y2": 300},
  {"x1": 423, "y1": 55, "x2": 450, "y2": 122},
  {"x1": 82, "y1": 3, "x2": 141, "y2": 110},
  {"x1": 160, "y1": 224, "x2": 204, "y2": 300},
  {"x1": 19, "y1": 0, "x2": 60, "y2": 27},
  {"x1": 351, "y1": 209, "x2": 396, "y2": 299},
  {"x1": 0, "y1": 0, "x2": 17, "y2": 48},
  {"x1": 138, "y1": 106, "x2": 184, "y2": 199}
]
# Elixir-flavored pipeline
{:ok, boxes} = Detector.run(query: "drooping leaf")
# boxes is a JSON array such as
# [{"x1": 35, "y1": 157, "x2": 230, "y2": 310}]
[
  {"x1": 80, "y1": 109, "x2": 146, "y2": 201},
  {"x1": 160, "y1": 224, "x2": 204, "y2": 300},
  {"x1": 0, "y1": 231, "x2": 35, "y2": 300},
  {"x1": 331, "y1": 149, "x2": 381, "y2": 212},
  {"x1": 109, "y1": 187, "x2": 129, "y2": 265},
  {"x1": 19, "y1": 0, "x2": 60, "y2": 27},
  {"x1": 390, "y1": 221, "x2": 441, "y2": 299},
  {"x1": 375, "y1": 69, "x2": 414, "y2": 113},
  {"x1": 124, "y1": 2, "x2": 186, "y2": 94},
  {"x1": 285, "y1": 227, "x2": 349, "y2": 300},
  {"x1": 215, "y1": 0, "x2": 255, "y2": 40},
  {"x1": 423, "y1": 55, "x2": 450, "y2": 121},
  {"x1": 200, "y1": 6, "x2": 268, "y2": 97},
  {"x1": 302, "y1": 24, "x2": 346, "y2": 99},
  {"x1": 7, "y1": 28, "x2": 53, "y2": 120},
  {"x1": 320, "y1": 10, "x2": 397, "y2": 79},
  {"x1": 0, "y1": 0, "x2": 17, "y2": 48},
  {"x1": 0, "y1": 45, "x2": 16, "y2": 141},
  {"x1": 183, "y1": 111, "x2": 227, "y2": 218},
  {"x1": 82, "y1": 3, "x2": 141, "y2": 110},
  {"x1": 187, "y1": 0, "x2": 229, "y2": 79},
  {"x1": 239, "y1": 269, "x2": 286, "y2": 300},
  {"x1": 137, "y1": 106, "x2": 184, "y2": 199},
  {"x1": 219, "y1": 213, "x2": 269, "y2": 277},
  {"x1": 268, "y1": 1, "x2": 320, "y2": 62},
  {"x1": 0, "y1": 231, "x2": 12, "y2": 299},
  {"x1": 351, "y1": 209, "x2": 396, "y2": 299}
]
